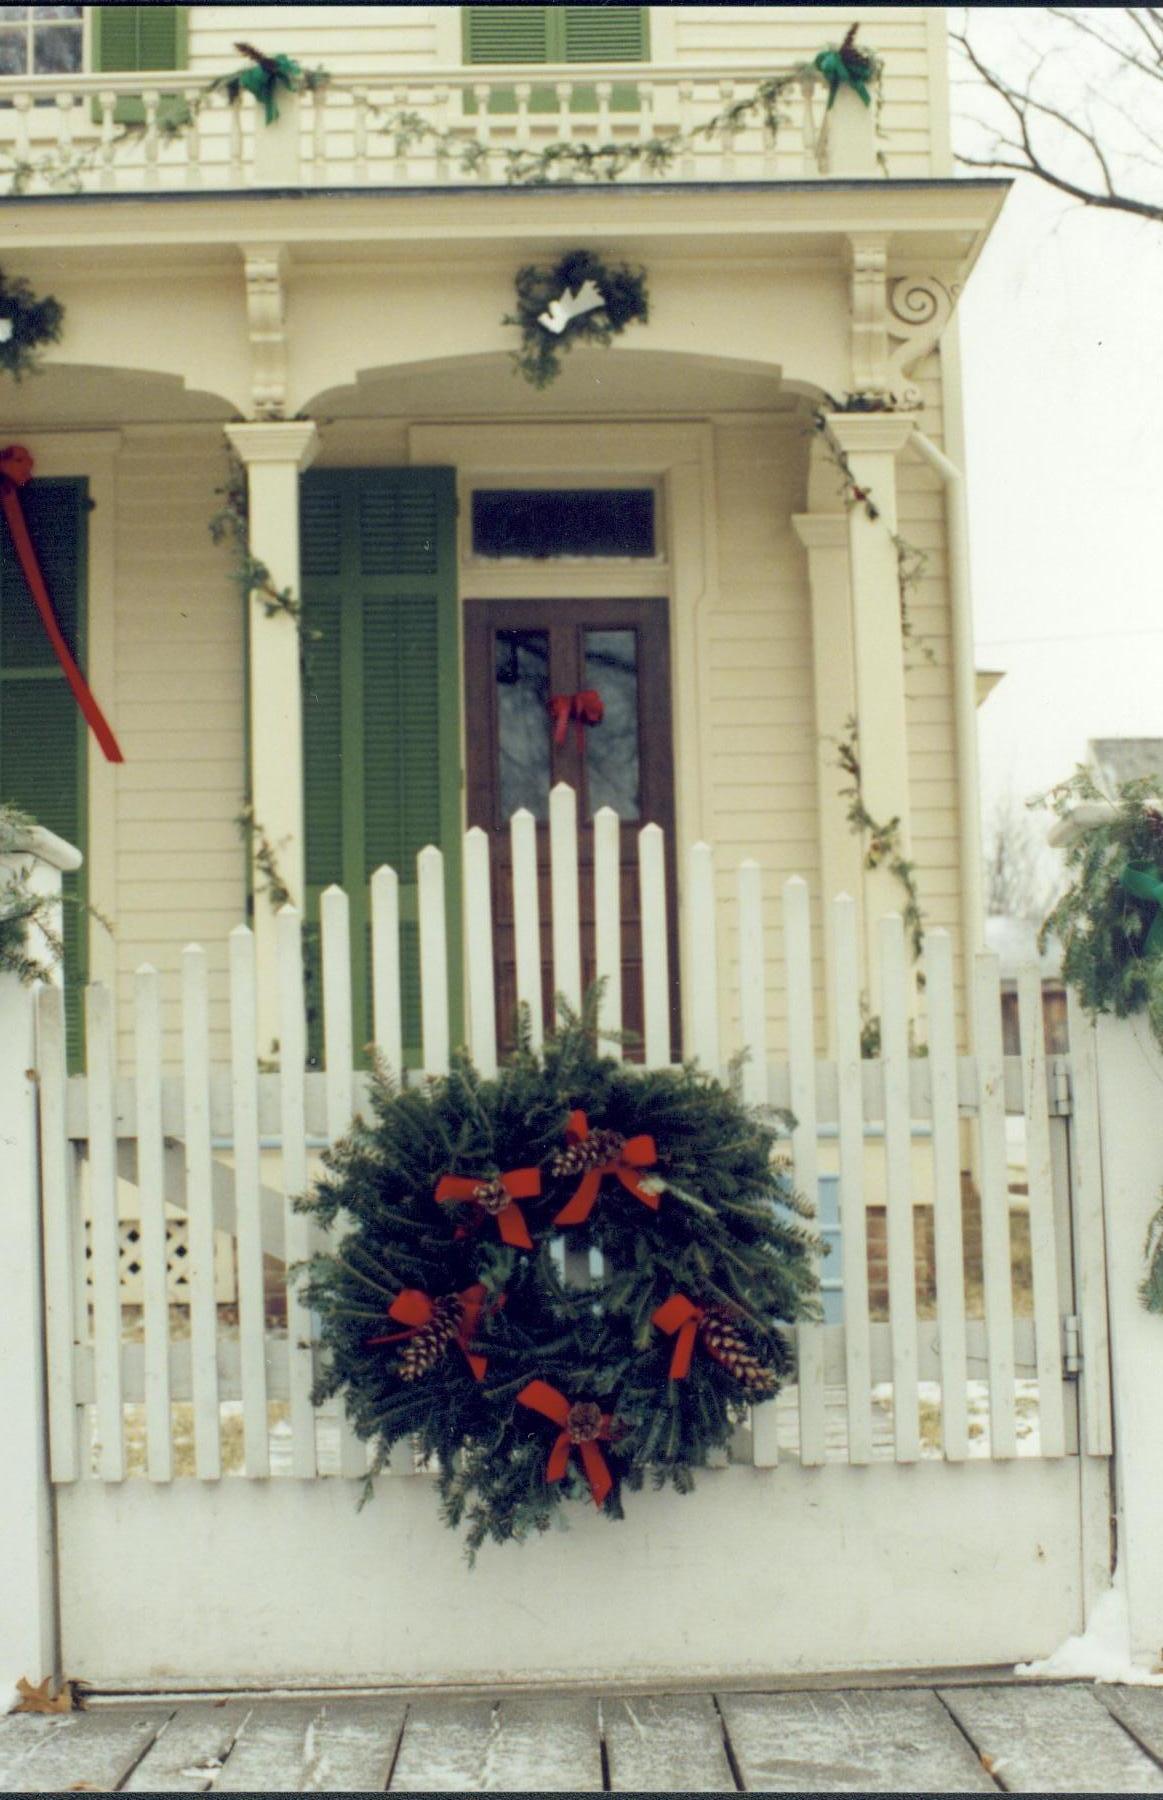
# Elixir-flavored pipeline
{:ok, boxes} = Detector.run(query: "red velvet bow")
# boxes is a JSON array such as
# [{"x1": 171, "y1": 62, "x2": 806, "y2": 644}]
[
  {"x1": 435, "y1": 1167, "x2": 540, "y2": 1250},
  {"x1": 553, "y1": 1110, "x2": 659, "y2": 1228},
  {"x1": 548, "y1": 689, "x2": 604, "y2": 753},
  {"x1": 0, "y1": 445, "x2": 124, "y2": 763},
  {"x1": 516, "y1": 1379, "x2": 614, "y2": 1507},
  {"x1": 368, "y1": 1283, "x2": 496, "y2": 1381},
  {"x1": 652, "y1": 1294, "x2": 705, "y2": 1380}
]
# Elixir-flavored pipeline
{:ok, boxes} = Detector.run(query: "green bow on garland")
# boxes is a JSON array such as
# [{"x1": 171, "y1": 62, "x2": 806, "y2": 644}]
[
  {"x1": 230, "y1": 43, "x2": 304, "y2": 125},
  {"x1": 1120, "y1": 863, "x2": 1163, "y2": 958},
  {"x1": 814, "y1": 25, "x2": 877, "y2": 109}
]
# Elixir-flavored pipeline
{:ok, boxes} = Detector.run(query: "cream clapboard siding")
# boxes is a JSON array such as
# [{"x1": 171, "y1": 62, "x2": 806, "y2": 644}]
[
  {"x1": 182, "y1": 5, "x2": 947, "y2": 177},
  {"x1": 112, "y1": 429, "x2": 246, "y2": 1068},
  {"x1": 707, "y1": 420, "x2": 823, "y2": 1052}
]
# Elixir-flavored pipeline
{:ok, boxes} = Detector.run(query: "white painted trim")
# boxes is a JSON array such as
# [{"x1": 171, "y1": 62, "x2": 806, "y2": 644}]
[{"x1": 925, "y1": 8, "x2": 954, "y2": 177}]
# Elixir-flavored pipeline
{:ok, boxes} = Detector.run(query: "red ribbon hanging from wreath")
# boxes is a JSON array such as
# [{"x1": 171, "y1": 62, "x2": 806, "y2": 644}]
[
  {"x1": 367, "y1": 1282, "x2": 497, "y2": 1381},
  {"x1": 548, "y1": 689, "x2": 603, "y2": 755},
  {"x1": 0, "y1": 445, "x2": 123, "y2": 763},
  {"x1": 552, "y1": 1109, "x2": 659, "y2": 1228},
  {"x1": 434, "y1": 1167, "x2": 540, "y2": 1250},
  {"x1": 652, "y1": 1293, "x2": 705, "y2": 1380},
  {"x1": 516, "y1": 1378, "x2": 614, "y2": 1506}
]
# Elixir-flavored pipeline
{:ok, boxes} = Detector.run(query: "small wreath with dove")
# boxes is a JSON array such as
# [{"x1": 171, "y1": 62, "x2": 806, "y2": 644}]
[
  {"x1": 298, "y1": 1004, "x2": 821, "y2": 1560},
  {"x1": 505, "y1": 248, "x2": 649, "y2": 390}
]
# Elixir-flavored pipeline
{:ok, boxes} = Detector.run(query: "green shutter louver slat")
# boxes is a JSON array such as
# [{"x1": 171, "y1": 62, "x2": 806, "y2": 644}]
[
  {"x1": 300, "y1": 468, "x2": 460, "y2": 1069},
  {"x1": 0, "y1": 479, "x2": 88, "y2": 1069},
  {"x1": 463, "y1": 5, "x2": 552, "y2": 64},
  {"x1": 92, "y1": 7, "x2": 188, "y2": 125},
  {"x1": 562, "y1": 6, "x2": 649, "y2": 63}
]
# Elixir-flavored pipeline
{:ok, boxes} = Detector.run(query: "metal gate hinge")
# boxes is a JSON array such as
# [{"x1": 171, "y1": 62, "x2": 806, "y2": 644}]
[
  {"x1": 1050, "y1": 1057, "x2": 1072, "y2": 1116},
  {"x1": 1063, "y1": 1314, "x2": 1082, "y2": 1376}
]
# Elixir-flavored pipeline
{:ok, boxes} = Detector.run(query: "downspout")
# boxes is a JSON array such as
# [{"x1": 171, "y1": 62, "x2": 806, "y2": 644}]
[{"x1": 907, "y1": 428, "x2": 984, "y2": 1044}]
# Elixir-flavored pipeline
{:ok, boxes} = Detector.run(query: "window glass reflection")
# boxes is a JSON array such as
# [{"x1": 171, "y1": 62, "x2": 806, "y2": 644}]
[
  {"x1": 584, "y1": 629, "x2": 640, "y2": 820},
  {"x1": 496, "y1": 629, "x2": 551, "y2": 822}
]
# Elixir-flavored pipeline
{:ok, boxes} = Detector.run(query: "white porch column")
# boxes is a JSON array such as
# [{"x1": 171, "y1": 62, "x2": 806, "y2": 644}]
[
  {"x1": 825, "y1": 413, "x2": 917, "y2": 1010},
  {"x1": 224, "y1": 420, "x2": 319, "y2": 1056},
  {"x1": 793, "y1": 511, "x2": 864, "y2": 1044},
  {"x1": 0, "y1": 829, "x2": 81, "y2": 1702}
]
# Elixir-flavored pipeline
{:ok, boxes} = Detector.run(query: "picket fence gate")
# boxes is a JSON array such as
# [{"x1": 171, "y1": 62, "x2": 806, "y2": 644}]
[{"x1": 7, "y1": 789, "x2": 1123, "y2": 1688}]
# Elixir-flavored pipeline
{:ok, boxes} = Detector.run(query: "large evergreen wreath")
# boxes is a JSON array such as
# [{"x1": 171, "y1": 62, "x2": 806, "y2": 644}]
[
  {"x1": 504, "y1": 249, "x2": 649, "y2": 389},
  {"x1": 299, "y1": 1007, "x2": 820, "y2": 1558},
  {"x1": 0, "y1": 267, "x2": 63, "y2": 381}
]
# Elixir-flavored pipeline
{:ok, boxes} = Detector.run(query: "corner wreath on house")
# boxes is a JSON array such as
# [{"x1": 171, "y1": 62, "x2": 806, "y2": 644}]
[
  {"x1": 297, "y1": 1002, "x2": 820, "y2": 1559},
  {"x1": 0, "y1": 266, "x2": 64, "y2": 381},
  {"x1": 505, "y1": 250, "x2": 649, "y2": 389}
]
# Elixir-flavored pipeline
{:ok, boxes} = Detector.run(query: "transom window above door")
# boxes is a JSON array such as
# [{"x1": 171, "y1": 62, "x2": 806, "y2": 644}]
[
  {"x1": 0, "y1": 6, "x2": 82, "y2": 77},
  {"x1": 471, "y1": 489, "x2": 657, "y2": 560}
]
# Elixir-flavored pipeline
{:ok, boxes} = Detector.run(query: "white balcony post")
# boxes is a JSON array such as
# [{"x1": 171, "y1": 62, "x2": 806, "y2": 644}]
[
  {"x1": 1092, "y1": 1011, "x2": 1163, "y2": 1662},
  {"x1": 819, "y1": 81, "x2": 878, "y2": 178},
  {"x1": 825, "y1": 412, "x2": 918, "y2": 1010},
  {"x1": 250, "y1": 87, "x2": 302, "y2": 186},
  {"x1": 224, "y1": 420, "x2": 319, "y2": 1056},
  {"x1": 0, "y1": 830, "x2": 81, "y2": 1701}
]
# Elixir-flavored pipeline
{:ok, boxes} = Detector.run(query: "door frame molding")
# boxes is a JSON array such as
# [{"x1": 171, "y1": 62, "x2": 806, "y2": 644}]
[{"x1": 408, "y1": 421, "x2": 717, "y2": 1055}]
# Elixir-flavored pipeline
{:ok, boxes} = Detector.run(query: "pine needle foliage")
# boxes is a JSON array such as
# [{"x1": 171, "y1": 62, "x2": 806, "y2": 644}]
[
  {"x1": 1037, "y1": 767, "x2": 1163, "y2": 1048},
  {"x1": 297, "y1": 999, "x2": 820, "y2": 1560}
]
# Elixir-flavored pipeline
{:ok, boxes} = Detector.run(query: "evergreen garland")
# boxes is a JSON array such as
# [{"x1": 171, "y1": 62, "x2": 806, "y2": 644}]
[
  {"x1": 504, "y1": 250, "x2": 648, "y2": 389},
  {"x1": 0, "y1": 268, "x2": 64, "y2": 381},
  {"x1": 297, "y1": 1002, "x2": 820, "y2": 1559},
  {"x1": 1038, "y1": 767, "x2": 1163, "y2": 1050}
]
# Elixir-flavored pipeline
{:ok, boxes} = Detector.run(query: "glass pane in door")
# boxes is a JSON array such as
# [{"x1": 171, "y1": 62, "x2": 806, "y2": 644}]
[
  {"x1": 584, "y1": 628, "x2": 640, "y2": 819},
  {"x1": 496, "y1": 628, "x2": 551, "y2": 821}
]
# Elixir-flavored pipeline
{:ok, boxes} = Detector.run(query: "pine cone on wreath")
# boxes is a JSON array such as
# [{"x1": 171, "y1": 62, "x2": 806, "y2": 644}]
[
  {"x1": 550, "y1": 1127, "x2": 626, "y2": 1179},
  {"x1": 699, "y1": 1306, "x2": 779, "y2": 1396},
  {"x1": 397, "y1": 1294, "x2": 464, "y2": 1382}
]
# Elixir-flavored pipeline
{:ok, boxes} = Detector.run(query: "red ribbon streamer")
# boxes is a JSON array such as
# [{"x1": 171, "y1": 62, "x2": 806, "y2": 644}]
[
  {"x1": 548, "y1": 689, "x2": 603, "y2": 754},
  {"x1": 435, "y1": 1167, "x2": 540, "y2": 1250},
  {"x1": 0, "y1": 445, "x2": 124, "y2": 763},
  {"x1": 516, "y1": 1379, "x2": 614, "y2": 1507},
  {"x1": 652, "y1": 1294, "x2": 705, "y2": 1380},
  {"x1": 552, "y1": 1109, "x2": 659, "y2": 1228},
  {"x1": 368, "y1": 1283, "x2": 496, "y2": 1381}
]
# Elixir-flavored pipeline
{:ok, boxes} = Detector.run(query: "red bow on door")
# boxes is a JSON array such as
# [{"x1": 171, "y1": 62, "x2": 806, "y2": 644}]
[
  {"x1": 0, "y1": 444, "x2": 123, "y2": 763},
  {"x1": 548, "y1": 689, "x2": 604, "y2": 754}
]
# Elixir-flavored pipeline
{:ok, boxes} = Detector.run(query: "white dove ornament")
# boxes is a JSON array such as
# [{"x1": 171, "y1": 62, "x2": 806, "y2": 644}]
[
  {"x1": 0, "y1": 319, "x2": 12, "y2": 343},
  {"x1": 538, "y1": 278, "x2": 605, "y2": 336}
]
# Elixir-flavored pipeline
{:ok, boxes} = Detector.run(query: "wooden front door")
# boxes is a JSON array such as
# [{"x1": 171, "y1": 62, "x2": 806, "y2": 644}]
[{"x1": 465, "y1": 596, "x2": 678, "y2": 1058}]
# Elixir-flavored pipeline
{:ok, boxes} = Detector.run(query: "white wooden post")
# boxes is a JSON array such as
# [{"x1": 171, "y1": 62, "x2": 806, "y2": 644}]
[
  {"x1": 817, "y1": 81, "x2": 878, "y2": 177},
  {"x1": 224, "y1": 420, "x2": 319, "y2": 1056},
  {"x1": 0, "y1": 828, "x2": 81, "y2": 1698},
  {"x1": 1091, "y1": 1010, "x2": 1163, "y2": 1665},
  {"x1": 250, "y1": 87, "x2": 302, "y2": 185}
]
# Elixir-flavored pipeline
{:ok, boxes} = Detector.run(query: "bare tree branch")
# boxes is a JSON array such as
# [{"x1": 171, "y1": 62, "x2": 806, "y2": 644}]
[{"x1": 953, "y1": 12, "x2": 1163, "y2": 225}]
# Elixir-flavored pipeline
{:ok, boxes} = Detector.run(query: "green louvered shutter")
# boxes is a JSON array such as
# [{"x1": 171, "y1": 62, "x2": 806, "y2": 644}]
[
  {"x1": 300, "y1": 469, "x2": 461, "y2": 1069},
  {"x1": 92, "y1": 6, "x2": 188, "y2": 124},
  {"x1": 463, "y1": 5, "x2": 646, "y2": 115},
  {"x1": 0, "y1": 479, "x2": 89, "y2": 1068}
]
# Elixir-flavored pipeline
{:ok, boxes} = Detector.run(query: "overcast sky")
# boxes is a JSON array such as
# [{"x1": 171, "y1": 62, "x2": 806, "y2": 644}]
[{"x1": 950, "y1": 9, "x2": 1163, "y2": 839}]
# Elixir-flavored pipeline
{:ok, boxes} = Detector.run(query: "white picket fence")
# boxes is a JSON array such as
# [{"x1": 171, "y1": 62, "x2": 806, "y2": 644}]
[{"x1": 31, "y1": 786, "x2": 1112, "y2": 1489}]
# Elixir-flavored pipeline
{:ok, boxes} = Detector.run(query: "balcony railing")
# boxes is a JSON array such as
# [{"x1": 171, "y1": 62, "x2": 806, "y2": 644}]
[{"x1": 0, "y1": 62, "x2": 880, "y2": 196}]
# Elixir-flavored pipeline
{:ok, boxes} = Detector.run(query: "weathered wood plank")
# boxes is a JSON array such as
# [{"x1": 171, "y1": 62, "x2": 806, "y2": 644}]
[
  {"x1": 0, "y1": 1706, "x2": 170, "y2": 1794},
  {"x1": 122, "y1": 1701, "x2": 252, "y2": 1792},
  {"x1": 603, "y1": 1692, "x2": 734, "y2": 1792},
  {"x1": 216, "y1": 1698, "x2": 406, "y2": 1793},
  {"x1": 390, "y1": 1694, "x2": 601, "y2": 1792},
  {"x1": 939, "y1": 1684, "x2": 1163, "y2": 1793},
  {"x1": 1101, "y1": 1689, "x2": 1163, "y2": 1767},
  {"x1": 720, "y1": 1689, "x2": 996, "y2": 1792}
]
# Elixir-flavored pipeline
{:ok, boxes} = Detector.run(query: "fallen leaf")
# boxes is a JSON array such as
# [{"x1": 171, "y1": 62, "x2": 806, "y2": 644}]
[
  {"x1": 13, "y1": 1676, "x2": 70, "y2": 1715},
  {"x1": 981, "y1": 1753, "x2": 998, "y2": 1775}
]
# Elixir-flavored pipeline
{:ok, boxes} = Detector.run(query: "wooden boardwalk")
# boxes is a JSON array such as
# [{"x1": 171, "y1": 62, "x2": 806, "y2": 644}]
[{"x1": 3, "y1": 1682, "x2": 1163, "y2": 1792}]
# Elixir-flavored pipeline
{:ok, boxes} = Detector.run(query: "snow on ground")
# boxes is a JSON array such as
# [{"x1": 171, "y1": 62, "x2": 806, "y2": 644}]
[{"x1": 1016, "y1": 1565, "x2": 1163, "y2": 1686}]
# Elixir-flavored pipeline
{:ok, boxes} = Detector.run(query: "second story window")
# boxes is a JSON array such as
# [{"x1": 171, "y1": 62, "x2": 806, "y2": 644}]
[
  {"x1": 463, "y1": 5, "x2": 649, "y2": 114},
  {"x1": 0, "y1": 5, "x2": 83, "y2": 77}
]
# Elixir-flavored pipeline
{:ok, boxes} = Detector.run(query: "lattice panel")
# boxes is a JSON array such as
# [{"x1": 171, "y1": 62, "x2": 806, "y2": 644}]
[{"x1": 83, "y1": 1218, "x2": 237, "y2": 1305}]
